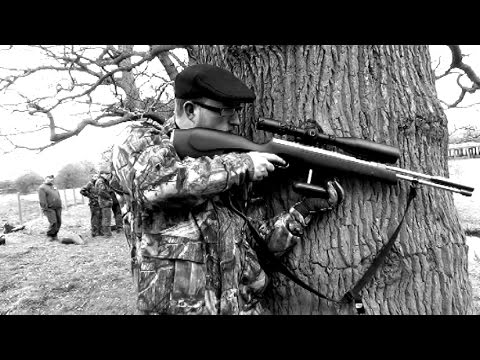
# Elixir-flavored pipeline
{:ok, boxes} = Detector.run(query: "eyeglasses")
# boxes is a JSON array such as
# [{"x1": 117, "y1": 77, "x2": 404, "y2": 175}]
[{"x1": 191, "y1": 101, "x2": 243, "y2": 117}]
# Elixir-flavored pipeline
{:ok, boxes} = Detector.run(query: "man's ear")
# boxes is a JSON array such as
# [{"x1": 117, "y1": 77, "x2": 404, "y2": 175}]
[{"x1": 184, "y1": 102, "x2": 196, "y2": 120}]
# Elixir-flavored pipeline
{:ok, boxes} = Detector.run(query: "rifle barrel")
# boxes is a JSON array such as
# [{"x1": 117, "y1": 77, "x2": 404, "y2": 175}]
[
  {"x1": 385, "y1": 165, "x2": 474, "y2": 193},
  {"x1": 395, "y1": 174, "x2": 473, "y2": 197}
]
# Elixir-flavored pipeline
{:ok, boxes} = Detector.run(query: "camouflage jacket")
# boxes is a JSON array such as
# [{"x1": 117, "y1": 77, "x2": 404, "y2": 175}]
[
  {"x1": 112, "y1": 117, "x2": 306, "y2": 315},
  {"x1": 80, "y1": 179, "x2": 99, "y2": 207},
  {"x1": 95, "y1": 177, "x2": 113, "y2": 208}
]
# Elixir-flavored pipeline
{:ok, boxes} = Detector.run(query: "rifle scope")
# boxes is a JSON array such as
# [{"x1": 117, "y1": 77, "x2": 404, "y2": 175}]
[{"x1": 257, "y1": 118, "x2": 401, "y2": 164}]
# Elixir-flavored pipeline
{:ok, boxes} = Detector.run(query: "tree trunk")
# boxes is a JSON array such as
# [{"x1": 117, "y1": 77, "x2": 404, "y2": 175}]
[{"x1": 189, "y1": 45, "x2": 472, "y2": 315}]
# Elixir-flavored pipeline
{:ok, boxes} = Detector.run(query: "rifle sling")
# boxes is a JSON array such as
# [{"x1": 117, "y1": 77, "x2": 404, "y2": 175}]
[
  {"x1": 341, "y1": 184, "x2": 418, "y2": 313},
  {"x1": 227, "y1": 195, "x2": 341, "y2": 304},
  {"x1": 227, "y1": 184, "x2": 418, "y2": 313}
]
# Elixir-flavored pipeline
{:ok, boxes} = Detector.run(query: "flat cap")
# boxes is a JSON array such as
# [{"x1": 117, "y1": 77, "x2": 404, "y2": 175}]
[{"x1": 174, "y1": 64, "x2": 255, "y2": 103}]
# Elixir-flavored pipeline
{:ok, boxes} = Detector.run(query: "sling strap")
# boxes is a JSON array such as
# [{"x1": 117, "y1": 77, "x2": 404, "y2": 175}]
[
  {"x1": 227, "y1": 195, "x2": 341, "y2": 303},
  {"x1": 227, "y1": 183, "x2": 418, "y2": 314},
  {"x1": 341, "y1": 184, "x2": 418, "y2": 313}
]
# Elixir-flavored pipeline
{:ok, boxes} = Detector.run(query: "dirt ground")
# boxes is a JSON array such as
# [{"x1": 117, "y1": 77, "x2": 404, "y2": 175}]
[{"x1": 1, "y1": 203, "x2": 480, "y2": 315}]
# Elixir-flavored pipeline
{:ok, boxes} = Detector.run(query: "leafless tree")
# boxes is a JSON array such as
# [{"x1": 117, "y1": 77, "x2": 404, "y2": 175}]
[
  {"x1": 0, "y1": 45, "x2": 189, "y2": 153},
  {"x1": 189, "y1": 44, "x2": 472, "y2": 314}
]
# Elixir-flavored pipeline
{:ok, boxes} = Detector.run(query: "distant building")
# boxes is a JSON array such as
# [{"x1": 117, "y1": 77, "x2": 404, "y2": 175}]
[{"x1": 448, "y1": 142, "x2": 480, "y2": 159}]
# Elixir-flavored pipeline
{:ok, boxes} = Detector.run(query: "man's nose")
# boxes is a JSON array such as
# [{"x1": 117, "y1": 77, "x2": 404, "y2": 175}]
[{"x1": 228, "y1": 112, "x2": 240, "y2": 126}]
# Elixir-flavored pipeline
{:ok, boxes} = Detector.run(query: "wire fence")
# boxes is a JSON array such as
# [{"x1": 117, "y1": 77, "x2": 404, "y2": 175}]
[{"x1": 0, "y1": 188, "x2": 85, "y2": 226}]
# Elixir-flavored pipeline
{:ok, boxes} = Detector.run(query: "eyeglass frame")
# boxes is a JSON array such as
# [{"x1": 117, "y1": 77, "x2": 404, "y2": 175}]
[{"x1": 191, "y1": 101, "x2": 243, "y2": 117}]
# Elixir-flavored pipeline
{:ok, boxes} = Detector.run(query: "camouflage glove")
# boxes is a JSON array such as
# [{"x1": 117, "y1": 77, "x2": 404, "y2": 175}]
[{"x1": 291, "y1": 179, "x2": 344, "y2": 227}]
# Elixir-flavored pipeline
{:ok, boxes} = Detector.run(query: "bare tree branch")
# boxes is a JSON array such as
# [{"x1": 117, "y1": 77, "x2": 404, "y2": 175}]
[
  {"x1": 449, "y1": 45, "x2": 480, "y2": 87},
  {"x1": 440, "y1": 45, "x2": 480, "y2": 108},
  {"x1": 154, "y1": 47, "x2": 179, "y2": 81}
]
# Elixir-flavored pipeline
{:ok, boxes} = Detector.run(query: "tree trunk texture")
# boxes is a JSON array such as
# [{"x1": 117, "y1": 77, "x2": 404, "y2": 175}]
[{"x1": 189, "y1": 45, "x2": 472, "y2": 315}]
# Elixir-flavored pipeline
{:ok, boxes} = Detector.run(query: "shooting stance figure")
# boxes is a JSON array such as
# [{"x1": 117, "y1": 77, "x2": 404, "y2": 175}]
[{"x1": 112, "y1": 64, "x2": 344, "y2": 315}]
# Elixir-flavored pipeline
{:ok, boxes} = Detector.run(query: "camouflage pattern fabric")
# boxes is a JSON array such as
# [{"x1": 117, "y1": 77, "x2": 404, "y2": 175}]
[
  {"x1": 81, "y1": 179, "x2": 102, "y2": 236},
  {"x1": 112, "y1": 117, "x2": 306, "y2": 315},
  {"x1": 111, "y1": 196, "x2": 123, "y2": 231},
  {"x1": 95, "y1": 177, "x2": 114, "y2": 236},
  {"x1": 100, "y1": 207, "x2": 112, "y2": 236},
  {"x1": 95, "y1": 177, "x2": 114, "y2": 209},
  {"x1": 80, "y1": 179, "x2": 100, "y2": 208},
  {"x1": 90, "y1": 206, "x2": 102, "y2": 236}
]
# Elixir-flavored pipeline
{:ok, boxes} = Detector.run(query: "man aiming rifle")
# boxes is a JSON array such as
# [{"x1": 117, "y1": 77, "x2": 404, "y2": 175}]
[{"x1": 111, "y1": 64, "x2": 344, "y2": 315}]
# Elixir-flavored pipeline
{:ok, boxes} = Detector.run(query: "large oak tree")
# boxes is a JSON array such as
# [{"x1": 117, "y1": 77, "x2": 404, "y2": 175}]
[{"x1": 189, "y1": 45, "x2": 471, "y2": 314}]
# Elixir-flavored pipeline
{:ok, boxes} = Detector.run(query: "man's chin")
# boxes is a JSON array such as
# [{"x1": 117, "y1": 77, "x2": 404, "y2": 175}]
[{"x1": 228, "y1": 127, "x2": 240, "y2": 135}]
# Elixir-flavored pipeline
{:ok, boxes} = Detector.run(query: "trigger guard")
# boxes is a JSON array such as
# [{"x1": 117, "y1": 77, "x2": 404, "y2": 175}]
[{"x1": 274, "y1": 162, "x2": 289, "y2": 169}]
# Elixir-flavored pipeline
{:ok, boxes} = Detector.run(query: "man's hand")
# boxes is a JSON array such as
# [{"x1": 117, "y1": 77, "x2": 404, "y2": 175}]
[
  {"x1": 292, "y1": 179, "x2": 344, "y2": 226},
  {"x1": 247, "y1": 151, "x2": 286, "y2": 181}
]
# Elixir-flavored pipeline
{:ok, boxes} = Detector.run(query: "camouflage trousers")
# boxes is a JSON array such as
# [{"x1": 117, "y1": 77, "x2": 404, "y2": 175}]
[
  {"x1": 100, "y1": 206, "x2": 112, "y2": 236},
  {"x1": 89, "y1": 205, "x2": 102, "y2": 236},
  {"x1": 135, "y1": 206, "x2": 268, "y2": 315},
  {"x1": 112, "y1": 201, "x2": 123, "y2": 231}
]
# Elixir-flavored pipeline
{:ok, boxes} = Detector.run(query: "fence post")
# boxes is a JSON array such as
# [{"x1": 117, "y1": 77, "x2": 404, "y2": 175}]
[
  {"x1": 63, "y1": 189, "x2": 68, "y2": 210},
  {"x1": 72, "y1": 188, "x2": 77, "y2": 205},
  {"x1": 17, "y1": 192, "x2": 23, "y2": 224}
]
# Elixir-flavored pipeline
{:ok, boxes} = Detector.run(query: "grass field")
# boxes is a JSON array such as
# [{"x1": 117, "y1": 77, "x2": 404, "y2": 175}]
[
  {"x1": 0, "y1": 204, "x2": 136, "y2": 315},
  {"x1": 0, "y1": 159, "x2": 479, "y2": 315},
  {"x1": 0, "y1": 188, "x2": 84, "y2": 227},
  {"x1": 449, "y1": 158, "x2": 480, "y2": 234}
]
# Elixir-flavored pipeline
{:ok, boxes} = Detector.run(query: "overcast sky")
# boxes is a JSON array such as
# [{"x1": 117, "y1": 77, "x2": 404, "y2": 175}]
[{"x1": 0, "y1": 45, "x2": 479, "y2": 182}]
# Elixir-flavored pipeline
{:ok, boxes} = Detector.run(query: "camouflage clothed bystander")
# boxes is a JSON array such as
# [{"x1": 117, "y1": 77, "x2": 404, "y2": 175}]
[
  {"x1": 95, "y1": 173, "x2": 113, "y2": 237},
  {"x1": 80, "y1": 175, "x2": 102, "y2": 237}
]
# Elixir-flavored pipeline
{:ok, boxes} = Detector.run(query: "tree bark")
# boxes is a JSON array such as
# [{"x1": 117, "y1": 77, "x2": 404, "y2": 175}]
[{"x1": 189, "y1": 45, "x2": 472, "y2": 315}]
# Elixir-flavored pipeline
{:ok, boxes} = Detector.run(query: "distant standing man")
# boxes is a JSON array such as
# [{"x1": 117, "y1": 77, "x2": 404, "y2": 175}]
[
  {"x1": 95, "y1": 168, "x2": 113, "y2": 237},
  {"x1": 80, "y1": 174, "x2": 103, "y2": 237},
  {"x1": 38, "y1": 175, "x2": 63, "y2": 241}
]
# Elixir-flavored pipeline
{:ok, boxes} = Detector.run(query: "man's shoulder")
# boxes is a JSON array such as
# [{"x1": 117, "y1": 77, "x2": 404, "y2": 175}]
[
  {"x1": 125, "y1": 117, "x2": 175, "y2": 137},
  {"x1": 114, "y1": 117, "x2": 176, "y2": 156}
]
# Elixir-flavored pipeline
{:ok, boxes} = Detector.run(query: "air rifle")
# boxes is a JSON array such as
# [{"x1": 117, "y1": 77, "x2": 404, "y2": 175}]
[{"x1": 172, "y1": 119, "x2": 474, "y2": 197}]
